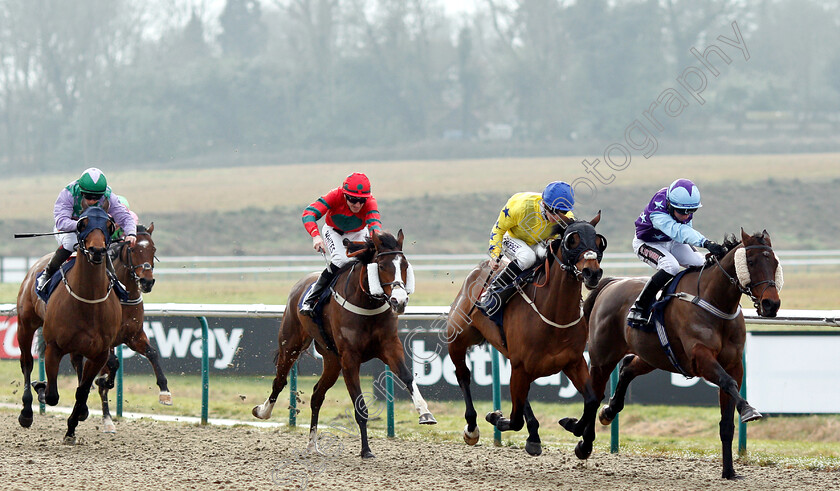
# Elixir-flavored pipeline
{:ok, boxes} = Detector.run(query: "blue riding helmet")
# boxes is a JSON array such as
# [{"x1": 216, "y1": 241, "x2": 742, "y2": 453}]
[
  {"x1": 666, "y1": 178, "x2": 702, "y2": 210},
  {"x1": 542, "y1": 181, "x2": 574, "y2": 212}
]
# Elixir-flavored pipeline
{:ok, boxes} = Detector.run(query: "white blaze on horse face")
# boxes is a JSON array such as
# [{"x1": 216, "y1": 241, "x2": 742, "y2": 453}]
[
  {"x1": 390, "y1": 256, "x2": 409, "y2": 306},
  {"x1": 136, "y1": 239, "x2": 150, "y2": 248},
  {"x1": 583, "y1": 251, "x2": 597, "y2": 261}
]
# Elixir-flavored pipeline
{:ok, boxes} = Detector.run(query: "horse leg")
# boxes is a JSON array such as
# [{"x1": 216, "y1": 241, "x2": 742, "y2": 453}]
[
  {"x1": 599, "y1": 354, "x2": 654, "y2": 425},
  {"x1": 127, "y1": 333, "x2": 172, "y2": 405},
  {"x1": 486, "y1": 367, "x2": 529, "y2": 433},
  {"x1": 557, "y1": 355, "x2": 600, "y2": 459},
  {"x1": 381, "y1": 340, "x2": 436, "y2": 425},
  {"x1": 692, "y1": 347, "x2": 756, "y2": 480},
  {"x1": 95, "y1": 352, "x2": 120, "y2": 433},
  {"x1": 341, "y1": 360, "x2": 374, "y2": 459},
  {"x1": 65, "y1": 352, "x2": 109, "y2": 445},
  {"x1": 17, "y1": 324, "x2": 36, "y2": 428},
  {"x1": 449, "y1": 336, "x2": 480, "y2": 445},
  {"x1": 41, "y1": 342, "x2": 63, "y2": 407},
  {"x1": 252, "y1": 335, "x2": 309, "y2": 420},
  {"x1": 307, "y1": 354, "x2": 341, "y2": 455},
  {"x1": 522, "y1": 400, "x2": 542, "y2": 456},
  {"x1": 70, "y1": 353, "x2": 84, "y2": 384}
]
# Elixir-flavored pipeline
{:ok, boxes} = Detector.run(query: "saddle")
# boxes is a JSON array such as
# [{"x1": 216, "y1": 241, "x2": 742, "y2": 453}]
[
  {"x1": 482, "y1": 262, "x2": 546, "y2": 330},
  {"x1": 36, "y1": 255, "x2": 131, "y2": 305}
]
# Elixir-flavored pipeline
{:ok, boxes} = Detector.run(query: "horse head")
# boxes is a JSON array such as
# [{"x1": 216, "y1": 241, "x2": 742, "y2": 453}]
[
  {"x1": 551, "y1": 212, "x2": 607, "y2": 289},
  {"x1": 348, "y1": 230, "x2": 414, "y2": 315},
  {"x1": 76, "y1": 207, "x2": 116, "y2": 265},
  {"x1": 125, "y1": 222, "x2": 156, "y2": 293},
  {"x1": 729, "y1": 228, "x2": 782, "y2": 317}
]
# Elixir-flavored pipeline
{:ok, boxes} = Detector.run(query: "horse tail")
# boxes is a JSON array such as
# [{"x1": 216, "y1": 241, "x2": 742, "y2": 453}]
[{"x1": 583, "y1": 277, "x2": 619, "y2": 321}]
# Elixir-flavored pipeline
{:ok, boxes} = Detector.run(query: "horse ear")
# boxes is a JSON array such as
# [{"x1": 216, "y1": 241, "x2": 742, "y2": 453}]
[
  {"x1": 396, "y1": 229, "x2": 404, "y2": 249},
  {"x1": 76, "y1": 217, "x2": 88, "y2": 232},
  {"x1": 762, "y1": 229, "x2": 770, "y2": 239},
  {"x1": 107, "y1": 218, "x2": 117, "y2": 237},
  {"x1": 147, "y1": 222, "x2": 154, "y2": 234},
  {"x1": 558, "y1": 213, "x2": 574, "y2": 226},
  {"x1": 740, "y1": 227, "x2": 749, "y2": 243},
  {"x1": 589, "y1": 211, "x2": 601, "y2": 227}
]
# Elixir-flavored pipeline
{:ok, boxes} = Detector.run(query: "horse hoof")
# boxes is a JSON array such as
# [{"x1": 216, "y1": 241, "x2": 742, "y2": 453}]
[
  {"x1": 485, "y1": 410, "x2": 503, "y2": 425},
  {"x1": 18, "y1": 413, "x2": 34, "y2": 428},
  {"x1": 740, "y1": 406, "x2": 763, "y2": 423},
  {"x1": 159, "y1": 391, "x2": 173, "y2": 406},
  {"x1": 103, "y1": 418, "x2": 116, "y2": 434},
  {"x1": 525, "y1": 440, "x2": 542, "y2": 456},
  {"x1": 419, "y1": 412, "x2": 437, "y2": 425},
  {"x1": 574, "y1": 440, "x2": 592, "y2": 460},
  {"x1": 63, "y1": 436, "x2": 77, "y2": 446},
  {"x1": 558, "y1": 417, "x2": 577, "y2": 434},
  {"x1": 598, "y1": 405, "x2": 614, "y2": 426},
  {"x1": 463, "y1": 425, "x2": 479, "y2": 446},
  {"x1": 361, "y1": 450, "x2": 376, "y2": 459}
]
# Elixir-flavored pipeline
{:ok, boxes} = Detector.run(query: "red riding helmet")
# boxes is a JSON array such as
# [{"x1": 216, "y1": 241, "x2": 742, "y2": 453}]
[{"x1": 342, "y1": 172, "x2": 371, "y2": 198}]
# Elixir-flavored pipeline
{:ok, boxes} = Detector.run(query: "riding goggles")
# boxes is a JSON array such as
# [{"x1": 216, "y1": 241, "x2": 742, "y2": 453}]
[
  {"x1": 674, "y1": 207, "x2": 697, "y2": 215},
  {"x1": 82, "y1": 192, "x2": 104, "y2": 201},
  {"x1": 345, "y1": 195, "x2": 367, "y2": 205}
]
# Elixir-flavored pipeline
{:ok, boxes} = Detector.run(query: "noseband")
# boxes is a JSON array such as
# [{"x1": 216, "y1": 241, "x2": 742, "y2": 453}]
[{"x1": 711, "y1": 244, "x2": 778, "y2": 311}]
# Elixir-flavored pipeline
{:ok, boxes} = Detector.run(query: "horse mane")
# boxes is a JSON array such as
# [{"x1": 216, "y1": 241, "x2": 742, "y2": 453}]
[
  {"x1": 345, "y1": 232, "x2": 399, "y2": 264},
  {"x1": 137, "y1": 224, "x2": 147, "y2": 234}
]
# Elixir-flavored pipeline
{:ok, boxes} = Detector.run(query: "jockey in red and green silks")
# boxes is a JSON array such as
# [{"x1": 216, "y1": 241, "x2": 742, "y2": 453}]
[
  {"x1": 299, "y1": 172, "x2": 383, "y2": 316},
  {"x1": 36, "y1": 167, "x2": 137, "y2": 293}
]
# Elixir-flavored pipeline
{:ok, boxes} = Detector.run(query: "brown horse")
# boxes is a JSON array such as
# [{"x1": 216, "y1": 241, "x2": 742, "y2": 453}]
[
  {"x1": 69, "y1": 223, "x2": 166, "y2": 433},
  {"x1": 16, "y1": 207, "x2": 122, "y2": 444},
  {"x1": 561, "y1": 229, "x2": 782, "y2": 479},
  {"x1": 447, "y1": 213, "x2": 606, "y2": 457},
  {"x1": 252, "y1": 230, "x2": 436, "y2": 458}
]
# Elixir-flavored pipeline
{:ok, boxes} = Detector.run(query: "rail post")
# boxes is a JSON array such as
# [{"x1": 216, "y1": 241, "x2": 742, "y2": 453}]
[
  {"x1": 116, "y1": 344, "x2": 124, "y2": 417},
  {"x1": 739, "y1": 350, "x2": 748, "y2": 456},
  {"x1": 491, "y1": 347, "x2": 502, "y2": 446},
  {"x1": 289, "y1": 362, "x2": 297, "y2": 427},
  {"x1": 386, "y1": 367, "x2": 395, "y2": 438},
  {"x1": 610, "y1": 365, "x2": 620, "y2": 453},
  {"x1": 38, "y1": 352, "x2": 45, "y2": 415},
  {"x1": 198, "y1": 316, "x2": 209, "y2": 425}
]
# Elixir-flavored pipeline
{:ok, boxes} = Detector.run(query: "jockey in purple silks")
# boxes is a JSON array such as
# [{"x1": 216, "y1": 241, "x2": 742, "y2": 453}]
[
  {"x1": 626, "y1": 178, "x2": 726, "y2": 327},
  {"x1": 36, "y1": 167, "x2": 137, "y2": 294}
]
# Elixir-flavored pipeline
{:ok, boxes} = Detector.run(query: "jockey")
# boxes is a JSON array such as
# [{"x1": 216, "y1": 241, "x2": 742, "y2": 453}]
[
  {"x1": 627, "y1": 178, "x2": 726, "y2": 327},
  {"x1": 111, "y1": 195, "x2": 140, "y2": 242},
  {"x1": 36, "y1": 168, "x2": 137, "y2": 294},
  {"x1": 299, "y1": 172, "x2": 383, "y2": 316},
  {"x1": 478, "y1": 181, "x2": 575, "y2": 315}
]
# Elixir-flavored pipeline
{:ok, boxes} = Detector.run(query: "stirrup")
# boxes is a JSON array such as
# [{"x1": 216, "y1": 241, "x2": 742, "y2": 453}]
[{"x1": 299, "y1": 300, "x2": 316, "y2": 317}]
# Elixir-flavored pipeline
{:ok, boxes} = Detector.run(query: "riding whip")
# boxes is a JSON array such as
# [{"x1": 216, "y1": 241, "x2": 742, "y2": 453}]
[{"x1": 14, "y1": 231, "x2": 73, "y2": 239}]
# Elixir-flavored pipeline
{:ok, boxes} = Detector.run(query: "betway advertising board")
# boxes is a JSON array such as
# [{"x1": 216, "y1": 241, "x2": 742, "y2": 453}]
[{"x1": 1, "y1": 315, "x2": 838, "y2": 412}]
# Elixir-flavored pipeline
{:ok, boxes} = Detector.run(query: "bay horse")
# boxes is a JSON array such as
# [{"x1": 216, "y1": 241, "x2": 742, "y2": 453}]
[
  {"x1": 253, "y1": 230, "x2": 437, "y2": 458},
  {"x1": 447, "y1": 213, "x2": 606, "y2": 457},
  {"x1": 69, "y1": 223, "x2": 166, "y2": 434},
  {"x1": 15, "y1": 207, "x2": 122, "y2": 444},
  {"x1": 560, "y1": 229, "x2": 782, "y2": 479}
]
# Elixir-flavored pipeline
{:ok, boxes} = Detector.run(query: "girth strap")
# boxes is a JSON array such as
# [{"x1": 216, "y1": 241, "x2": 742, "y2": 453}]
[{"x1": 331, "y1": 289, "x2": 390, "y2": 316}]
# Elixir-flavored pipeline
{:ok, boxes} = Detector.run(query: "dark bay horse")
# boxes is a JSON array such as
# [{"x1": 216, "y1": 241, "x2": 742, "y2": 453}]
[
  {"x1": 562, "y1": 229, "x2": 782, "y2": 479},
  {"x1": 70, "y1": 223, "x2": 166, "y2": 433},
  {"x1": 253, "y1": 230, "x2": 436, "y2": 458},
  {"x1": 447, "y1": 213, "x2": 606, "y2": 457},
  {"x1": 16, "y1": 207, "x2": 122, "y2": 444}
]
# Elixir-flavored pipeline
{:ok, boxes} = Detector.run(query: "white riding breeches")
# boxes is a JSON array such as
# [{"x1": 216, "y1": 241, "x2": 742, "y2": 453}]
[
  {"x1": 632, "y1": 238, "x2": 705, "y2": 275},
  {"x1": 322, "y1": 224, "x2": 369, "y2": 268},
  {"x1": 53, "y1": 226, "x2": 77, "y2": 252},
  {"x1": 502, "y1": 234, "x2": 546, "y2": 270}
]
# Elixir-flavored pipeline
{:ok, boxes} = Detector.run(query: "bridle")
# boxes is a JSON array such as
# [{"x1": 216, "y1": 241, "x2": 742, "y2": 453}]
[
  {"x1": 119, "y1": 232, "x2": 155, "y2": 284},
  {"x1": 707, "y1": 244, "x2": 778, "y2": 312},
  {"x1": 369, "y1": 250, "x2": 409, "y2": 295}
]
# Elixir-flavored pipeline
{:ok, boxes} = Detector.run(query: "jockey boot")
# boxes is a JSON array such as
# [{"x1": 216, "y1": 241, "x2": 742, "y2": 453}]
[
  {"x1": 300, "y1": 265, "x2": 338, "y2": 317},
  {"x1": 478, "y1": 261, "x2": 523, "y2": 316},
  {"x1": 627, "y1": 269, "x2": 675, "y2": 327},
  {"x1": 36, "y1": 247, "x2": 73, "y2": 293}
]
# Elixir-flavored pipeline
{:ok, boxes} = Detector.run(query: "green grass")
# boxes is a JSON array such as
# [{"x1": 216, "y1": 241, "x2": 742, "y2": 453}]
[{"x1": 2, "y1": 360, "x2": 839, "y2": 471}]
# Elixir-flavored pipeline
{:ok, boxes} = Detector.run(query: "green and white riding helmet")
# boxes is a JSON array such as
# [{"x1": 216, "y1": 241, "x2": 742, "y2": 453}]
[{"x1": 78, "y1": 167, "x2": 108, "y2": 195}]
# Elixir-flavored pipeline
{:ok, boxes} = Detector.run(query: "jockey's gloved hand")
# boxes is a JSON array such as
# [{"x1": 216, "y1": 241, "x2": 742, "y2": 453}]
[{"x1": 703, "y1": 240, "x2": 726, "y2": 257}]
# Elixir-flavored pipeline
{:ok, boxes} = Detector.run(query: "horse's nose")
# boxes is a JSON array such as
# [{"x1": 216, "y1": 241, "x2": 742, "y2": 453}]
[
  {"x1": 581, "y1": 268, "x2": 603, "y2": 289},
  {"x1": 761, "y1": 298, "x2": 780, "y2": 318},
  {"x1": 140, "y1": 278, "x2": 155, "y2": 293},
  {"x1": 389, "y1": 296, "x2": 406, "y2": 314}
]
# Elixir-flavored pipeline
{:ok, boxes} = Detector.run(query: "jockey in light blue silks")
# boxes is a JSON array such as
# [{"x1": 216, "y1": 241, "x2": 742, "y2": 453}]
[
  {"x1": 626, "y1": 178, "x2": 727, "y2": 327},
  {"x1": 36, "y1": 168, "x2": 137, "y2": 294}
]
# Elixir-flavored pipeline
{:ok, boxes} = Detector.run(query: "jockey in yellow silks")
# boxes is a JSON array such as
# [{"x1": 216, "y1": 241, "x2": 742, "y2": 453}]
[{"x1": 478, "y1": 181, "x2": 575, "y2": 316}]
